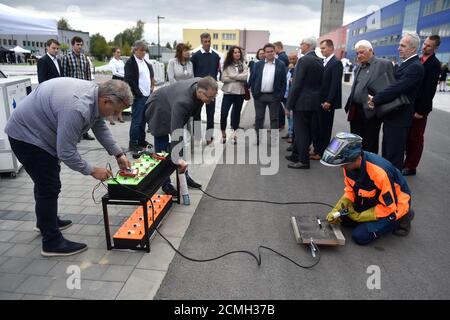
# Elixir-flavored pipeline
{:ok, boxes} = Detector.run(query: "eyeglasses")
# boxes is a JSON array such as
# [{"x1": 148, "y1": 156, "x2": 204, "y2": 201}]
[{"x1": 202, "y1": 91, "x2": 217, "y2": 100}]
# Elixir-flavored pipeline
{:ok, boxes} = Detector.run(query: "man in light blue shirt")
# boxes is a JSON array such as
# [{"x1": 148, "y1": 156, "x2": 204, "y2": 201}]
[{"x1": 5, "y1": 78, "x2": 133, "y2": 257}]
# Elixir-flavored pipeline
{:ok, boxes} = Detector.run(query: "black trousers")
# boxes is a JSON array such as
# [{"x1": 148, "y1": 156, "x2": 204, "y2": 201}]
[
  {"x1": 293, "y1": 110, "x2": 314, "y2": 164},
  {"x1": 9, "y1": 137, "x2": 64, "y2": 247},
  {"x1": 312, "y1": 108, "x2": 335, "y2": 156},
  {"x1": 382, "y1": 124, "x2": 409, "y2": 170},
  {"x1": 193, "y1": 101, "x2": 215, "y2": 140},
  {"x1": 350, "y1": 106, "x2": 382, "y2": 154},
  {"x1": 254, "y1": 93, "x2": 280, "y2": 131}
]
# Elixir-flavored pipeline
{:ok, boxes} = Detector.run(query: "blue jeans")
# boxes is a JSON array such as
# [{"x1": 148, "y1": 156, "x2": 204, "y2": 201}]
[
  {"x1": 220, "y1": 94, "x2": 245, "y2": 131},
  {"x1": 342, "y1": 216, "x2": 399, "y2": 245},
  {"x1": 154, "y1": 135, "x2": 171, "y2": 188},
  {"x1": 129, "y1": 95, "x2": 149, "y2": 147},
  {"x1": 287, "y1": 111, "x2": 294, "y2": 137},
  {"x1": 9, "y1": 137, "x2": 64, "y2": 248}
]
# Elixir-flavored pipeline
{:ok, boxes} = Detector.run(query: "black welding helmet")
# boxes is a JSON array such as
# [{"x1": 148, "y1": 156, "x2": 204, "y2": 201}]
[{"x1": 320, "y1": 132, "x2": 363, "y2": 167}]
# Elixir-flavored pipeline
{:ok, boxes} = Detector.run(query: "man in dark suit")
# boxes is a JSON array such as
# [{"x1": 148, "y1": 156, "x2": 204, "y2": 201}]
[
  {"x1": 190, "y1": 33, "x2": 221, "y2": 145},
  {"x1": 37, "y1": 39, "x2": 61, "y2": 83},
  {"x1": 248, "y1": 43, "x2": 287, "y2": 145},
  {"x1": 402, "y1": 35, "x2": 442, "y2": 176},
  {"x1": 286, "y1": 37, "x2": 323, "y2": 169},
  {"x1": 124, "y1": 40, "x2": 155, "y2": 152},
  {"x1": 145, "y1": 76, "x2": 218, "y2": 196},
  {"x1": 345, "y1": 40, "x2": 394, "y2": 154},
  {"x1": 369, "y1": 32, "x2": 425, "y2": 170},
  {"x1": 311, "y1": 39, "x2": 344, "y2": 159}
]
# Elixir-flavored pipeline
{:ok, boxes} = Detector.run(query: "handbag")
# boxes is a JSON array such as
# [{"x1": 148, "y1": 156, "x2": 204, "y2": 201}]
[{"x1": 367, "y1": 73, "x2": 410, "y2": 119}]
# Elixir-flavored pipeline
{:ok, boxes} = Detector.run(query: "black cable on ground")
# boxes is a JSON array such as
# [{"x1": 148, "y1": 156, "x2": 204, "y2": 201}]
[
  {"x1": 99, "y1": 163, "x2": 323, "y2": 270},
  {"x1": 197, "y1": 187, "x2": 334, "y2": 209}
]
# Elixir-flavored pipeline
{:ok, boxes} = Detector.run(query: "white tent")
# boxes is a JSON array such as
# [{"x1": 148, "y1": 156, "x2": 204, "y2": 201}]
[
  {"x1": 0, "y1": 3, "x2": 57, "y2": 35},
  {"x1": 10, "y1": 46, "x2": 30, "y2": 54}
]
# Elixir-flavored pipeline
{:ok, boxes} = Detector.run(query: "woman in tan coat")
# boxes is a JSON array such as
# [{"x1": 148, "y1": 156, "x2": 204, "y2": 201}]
[{"x1": 220, "y1": 46, "x2": 249, "y2": 144}]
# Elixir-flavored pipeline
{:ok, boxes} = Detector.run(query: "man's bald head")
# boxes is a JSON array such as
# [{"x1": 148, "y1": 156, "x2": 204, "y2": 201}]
[{"x1": 288, "y1": 52, "x2": 298, "y2": 66}]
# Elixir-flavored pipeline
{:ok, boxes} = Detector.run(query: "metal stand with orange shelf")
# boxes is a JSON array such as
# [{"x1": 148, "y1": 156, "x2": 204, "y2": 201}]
[{"x1": 101, "y1": 153, "x2": 179, "y2": 252}]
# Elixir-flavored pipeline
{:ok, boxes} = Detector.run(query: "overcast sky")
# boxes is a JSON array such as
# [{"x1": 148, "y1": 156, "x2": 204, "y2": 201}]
[{"x1": 2, "y1": 0, "x2": 395, "y2": 45}]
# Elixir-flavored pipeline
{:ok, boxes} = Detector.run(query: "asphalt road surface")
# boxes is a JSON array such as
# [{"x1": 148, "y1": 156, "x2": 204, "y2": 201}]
[{"x1": 155, "y1": 84, "x2": 450, "y2": 299}]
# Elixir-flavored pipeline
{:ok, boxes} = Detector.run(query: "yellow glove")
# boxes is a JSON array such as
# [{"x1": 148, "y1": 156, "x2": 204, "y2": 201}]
[
  {"x1": 347, "y1": 207, "x2": 377, "y2": 222},
  {"x1": 326, "y1": 211, "x2": 341, "y2": 224},
  {"x1": 326, "y1": 196, "x2": 354, "y2": 224}
]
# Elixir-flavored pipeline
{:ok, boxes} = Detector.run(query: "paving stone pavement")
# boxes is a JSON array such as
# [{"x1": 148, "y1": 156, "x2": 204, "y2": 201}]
[{"x1": 0, "y1": 81, "x2": 230, "y2": 300}]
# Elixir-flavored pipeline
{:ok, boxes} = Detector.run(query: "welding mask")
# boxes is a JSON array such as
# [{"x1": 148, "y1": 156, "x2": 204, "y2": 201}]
[{"x1": 320, "y1": 132, "x2": 362, "y2": 167}]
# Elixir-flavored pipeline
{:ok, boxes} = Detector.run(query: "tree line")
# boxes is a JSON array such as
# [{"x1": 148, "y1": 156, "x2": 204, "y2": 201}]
[{"x1": 58, "y1": 18, "x2": 176, "y2": 60}]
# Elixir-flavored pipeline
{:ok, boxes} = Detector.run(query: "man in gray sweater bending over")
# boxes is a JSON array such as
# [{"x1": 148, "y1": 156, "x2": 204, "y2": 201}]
[{"x1": 5, "y1": 78, "x2": 133, "y2": 257}]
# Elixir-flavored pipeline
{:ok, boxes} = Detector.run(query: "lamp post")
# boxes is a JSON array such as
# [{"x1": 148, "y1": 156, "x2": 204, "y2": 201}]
[{"x1": 157, "y1": 15, "x2": 165, "y2": 61}]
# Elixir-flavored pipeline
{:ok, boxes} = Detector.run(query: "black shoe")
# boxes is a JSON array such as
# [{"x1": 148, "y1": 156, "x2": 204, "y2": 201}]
[
  {"x1": 281, "y1": 134, "x2": 290, "y2": 139},
  {"x1": 41, "y1": 239, "x2": 87, "y2": 257},
  {"x1": 34, "y1": 218, "x2": 73, "y2": 232},
  {"x1": 393, "y1": 210, "x2": 415, "y2": 236},
  {"x1": 285, "y1": 154, "x2": 298, "y2": 162},
  {"x1": 139, "y1": 140, "x2": 152, "y2": 148},
  {"x1": 82, "y1": 133, "x2": 95, "y2": 140},
  {"x1": 129, "y1": 144, "x2": 144, "y2": 152},
  {"x1": 286, "y1": 145, "x2": 293, "y2": 152},
  {"x1": 162, "y1": 184, "x2": 178, "y2": 196},
  {"x1": 186, "y1": 175, "x2": 202, "y2": 189},
  {"x1": 402, "y1": 168, "x2": 416, "y2": 176},
  {"x1": 288, "y1": 162, "x2": 310, "y2": 169}
]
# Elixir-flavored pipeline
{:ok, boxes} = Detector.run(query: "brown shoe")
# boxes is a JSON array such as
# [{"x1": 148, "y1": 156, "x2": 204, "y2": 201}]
[{"x1": 309, "y1": 154, "x2": 321, "y2": 160}]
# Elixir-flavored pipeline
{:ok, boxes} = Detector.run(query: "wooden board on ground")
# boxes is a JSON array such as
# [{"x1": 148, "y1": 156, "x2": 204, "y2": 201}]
[{"x1": 291, "y1": 216, "x2": 345, "y2": 246}]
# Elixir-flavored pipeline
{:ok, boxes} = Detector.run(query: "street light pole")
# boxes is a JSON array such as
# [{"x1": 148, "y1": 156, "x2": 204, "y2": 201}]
[{"x1": 157, "y1": 15, "x2": 165, "y2": 61}]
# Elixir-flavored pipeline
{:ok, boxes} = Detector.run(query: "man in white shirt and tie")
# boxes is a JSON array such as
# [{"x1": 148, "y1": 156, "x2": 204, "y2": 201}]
[{"x1": 37, "y1": 39, "x2": 61, "y2": 83}]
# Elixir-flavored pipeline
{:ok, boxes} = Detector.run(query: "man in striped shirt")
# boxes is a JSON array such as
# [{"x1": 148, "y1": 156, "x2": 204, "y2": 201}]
[{"x1": 61, "y1": 36, "x2": 95, "y2": 140}]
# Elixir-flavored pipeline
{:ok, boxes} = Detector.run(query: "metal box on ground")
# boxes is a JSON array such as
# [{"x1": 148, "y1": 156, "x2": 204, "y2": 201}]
[
  {"x1": 0, "y1": 77, "x2": 32, "y2": 175},
  {"x1": 291, "y1": 215, "x2": 346, "y2": 246}
]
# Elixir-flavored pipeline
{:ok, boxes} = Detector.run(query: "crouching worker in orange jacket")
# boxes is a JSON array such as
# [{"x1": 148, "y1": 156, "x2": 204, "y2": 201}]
[{"x1": 321, "y1": 132, "x2": 415, "y2": 245}]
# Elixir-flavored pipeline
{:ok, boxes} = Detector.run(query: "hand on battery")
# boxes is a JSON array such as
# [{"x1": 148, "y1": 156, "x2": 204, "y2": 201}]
[
  {"x1": 178, "y1": 159, "x2": 188, "y2": 173},
  {"x1": 91, "y1": 167, "x2": 113, "y2": 181},
  {"x1": 116, "y1": 154, "x2": 131, "y2": 170}
]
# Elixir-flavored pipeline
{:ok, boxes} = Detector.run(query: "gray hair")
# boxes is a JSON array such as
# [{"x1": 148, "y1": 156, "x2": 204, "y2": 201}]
[
  {"x1": 402, "y1": 32, "x2": 421, "y2": 53},
  {"x1": 302, "y1": 37, "x2": 317, "y2": 49},
  {"x1": 98, "y1": 80, "x2": 134, "y2": 108},
  {"x1": 354, "y1": 40, "x2": 373, "y2": 50},
  {"x1": 132, "y1": 40, "x2": 147, "y2": 53},
  {"x1": 197, "y1": 76, "x2": 218, "y2": 91}
]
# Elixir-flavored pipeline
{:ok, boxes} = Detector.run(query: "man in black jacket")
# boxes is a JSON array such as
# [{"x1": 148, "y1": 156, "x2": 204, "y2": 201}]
[
  {"x1": 369, "y1": 32, "x2": 424, "y2": 170},
  {"x1": 249, "y1": 43, "x2": 287, "y2": 145},
  {"x1": 125, "y1": 40, "x2": 155, "y2": 152},
  {"x1": 402, "y1": 35, "x2": 442, "y2": 176},
  {"x1": 286, "y1": 37, "x2": 323, "y2": 169},
  {"x1": 312, "y1": 39, "x2": 343, "y2": 159},
  {"x1": 190, "y1": 33, "x2": 221, "y2": 145},
  {"x1": 37, "y1": 39, "x2": 61, "y2": 83}
]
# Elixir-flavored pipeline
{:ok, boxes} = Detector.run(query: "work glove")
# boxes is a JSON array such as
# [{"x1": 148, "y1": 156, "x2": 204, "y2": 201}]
[
  {"x1": 326, "y1": 196, "x2": 354, "y2": 224},
  {"x1": 347, "y1": 207, "x2": 377, "y2": 222}
]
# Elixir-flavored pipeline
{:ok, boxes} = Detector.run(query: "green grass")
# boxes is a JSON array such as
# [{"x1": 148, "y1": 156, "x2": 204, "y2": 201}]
[{"x1": 92, "y1": 60, "x2": 108, "y2": 67}]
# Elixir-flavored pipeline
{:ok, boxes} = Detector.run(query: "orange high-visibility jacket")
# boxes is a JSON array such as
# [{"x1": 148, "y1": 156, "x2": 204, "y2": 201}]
[{"x1": 343, "y1": 152, "x2": 411, "y2": 220}]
